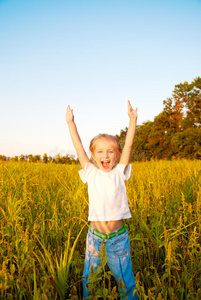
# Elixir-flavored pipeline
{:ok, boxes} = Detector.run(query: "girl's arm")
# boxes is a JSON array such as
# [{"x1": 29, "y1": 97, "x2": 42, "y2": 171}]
[
  {"x1": 65, "y1": 105, "x2": 90, "y2": 169},
  {"x1": 119, "y1": 100, "x2": 138, "y2": 166}
]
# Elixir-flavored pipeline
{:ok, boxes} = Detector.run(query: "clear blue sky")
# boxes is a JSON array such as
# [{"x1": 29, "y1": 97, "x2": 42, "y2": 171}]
[{"x1": 0, "y1": 0, "x2": 200, "y2": 158}]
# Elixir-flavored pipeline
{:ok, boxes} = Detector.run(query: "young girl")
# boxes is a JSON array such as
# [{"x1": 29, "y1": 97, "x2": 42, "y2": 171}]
[{"x1": 65, "y1": 101, "x2": 138, "y2": 300}]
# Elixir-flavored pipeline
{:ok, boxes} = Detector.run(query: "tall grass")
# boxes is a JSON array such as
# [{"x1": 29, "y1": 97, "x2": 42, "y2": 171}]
[{"x1": 0, "y1": 160, "x2": 201, "y2": 299}]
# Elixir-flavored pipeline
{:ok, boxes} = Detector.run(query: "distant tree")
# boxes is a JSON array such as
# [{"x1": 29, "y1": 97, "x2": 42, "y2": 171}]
[
  {"x1": 48, "y1": 156, "x2": 53, "y2": 162},
  {"x1": 171, "y1": 128, "x2": 201, "y2": 159},
  {"x1": 70, "y1": 155, "x2": 78, "y2": 164},
  {"x1": 28, "y1": 154, "x2": 34, "y2": 163},
  {"x1": 116, "y1": 122, "x2": 154, "y2": 161},
  {"x1": 162, "y1": 97, "x2": 183, "y2": 132},
  {"x1": 0, "y1": 155, "x2": 7, "y2": 161},
  {"x1": 149, "y1": 112, "x2": 170, "y2": 159},
  {"x1": 172, "y1": 76, "x2": 201, "y2": 129},
  {"x1": 63, "y1": 154, "x2": 77, "y2": 164},
  {"x1": 116, "y1": 127, "x2": 128, "y2": 148},
  {"x1": 20, "y1": 155, "x2": 25, "y2": 162},
  {"x1": 133, "y1": 122, "x2": 154, "y2": 160},
  {"x1": 43, "y1": 153, "x2": 48, "y2": 163},
  {"x1": 55, "y1": 154, "x2": 61, "y2": 164},
  {"x1": 34, "y1": 155, "x2": 41, "y2": 162},
  {"x1": 60, "y1": 154, "x2": 70, "y2": 164}
]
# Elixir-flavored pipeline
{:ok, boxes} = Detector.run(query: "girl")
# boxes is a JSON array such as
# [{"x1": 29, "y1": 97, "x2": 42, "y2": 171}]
[{"x1": 65, "y1": 101, "x2": 138, "y2": 300}]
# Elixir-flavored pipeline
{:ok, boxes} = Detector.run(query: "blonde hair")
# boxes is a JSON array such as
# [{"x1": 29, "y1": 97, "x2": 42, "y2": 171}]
[{"x1": 89, "y1": 134, "x2": 122, "y2": 154}]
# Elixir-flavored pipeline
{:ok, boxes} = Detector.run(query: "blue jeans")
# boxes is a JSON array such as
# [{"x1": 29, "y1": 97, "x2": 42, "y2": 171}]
[{"x1": 83, "y1": 228, "x2": 138, "y2": 299}]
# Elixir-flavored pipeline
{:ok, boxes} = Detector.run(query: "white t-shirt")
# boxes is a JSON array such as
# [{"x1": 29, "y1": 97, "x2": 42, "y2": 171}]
[{"x1": 79, "y1": 163, "x2": 132, "y2": 221}]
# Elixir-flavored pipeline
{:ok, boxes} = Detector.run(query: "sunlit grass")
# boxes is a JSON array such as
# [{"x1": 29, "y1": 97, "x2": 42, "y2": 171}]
[{"x1": 0, "y1": 160, "x2": 201, "y2": 299}]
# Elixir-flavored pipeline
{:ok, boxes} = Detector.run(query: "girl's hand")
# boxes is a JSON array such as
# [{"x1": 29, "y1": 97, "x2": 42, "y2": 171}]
[
  {"x1": 65, "y1": 105, "x2": 74, "y2": 124},
  {"x1": 128, "y1": 100, "x2": 138, "y2": 120}
]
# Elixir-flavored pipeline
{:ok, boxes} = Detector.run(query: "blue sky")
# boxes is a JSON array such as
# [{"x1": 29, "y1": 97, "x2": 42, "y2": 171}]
[{"x1": 0, "y1": 0, "x2": 201, "y2": 158}]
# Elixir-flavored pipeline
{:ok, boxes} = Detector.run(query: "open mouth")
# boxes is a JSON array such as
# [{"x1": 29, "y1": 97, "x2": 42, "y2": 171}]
[{"x1": 101, "y1": 161, "x2": 110, "y2": 169}]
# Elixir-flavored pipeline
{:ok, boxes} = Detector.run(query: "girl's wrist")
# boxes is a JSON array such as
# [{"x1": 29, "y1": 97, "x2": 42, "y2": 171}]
[
  {"x1": 67, "y1": 119, "x2": 74, "y2": 125},
  {"x1": 129, "y1": 116, "x2": 137, "y2": 122}
]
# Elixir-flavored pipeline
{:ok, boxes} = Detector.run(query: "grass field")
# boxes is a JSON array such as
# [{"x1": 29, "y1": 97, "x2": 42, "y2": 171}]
[{"x1": 0, "y1": 160, "x2": 201, "y2": 299}]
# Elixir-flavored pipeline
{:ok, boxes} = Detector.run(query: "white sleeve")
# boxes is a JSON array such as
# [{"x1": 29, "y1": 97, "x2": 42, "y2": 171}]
[
  {"x1": 78, "y1": 163, "x2": 94, "y2": 183},
  {"x1": 116, "y1": 164, "x2": 132, "y2": 180}
]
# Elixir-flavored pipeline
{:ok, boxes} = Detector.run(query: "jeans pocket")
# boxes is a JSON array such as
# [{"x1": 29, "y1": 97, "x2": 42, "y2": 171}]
[
  {"x1": 108, "y1": 232, "x2": 130, "y2": 257},
  {"x1": 86, "y1": 233, "x2": 102, "y2": 257}
]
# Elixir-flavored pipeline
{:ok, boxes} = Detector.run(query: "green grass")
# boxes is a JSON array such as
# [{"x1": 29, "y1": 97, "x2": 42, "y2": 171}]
[{"x1": 0, "y1": 160, "x2": 201, "y2": 299}]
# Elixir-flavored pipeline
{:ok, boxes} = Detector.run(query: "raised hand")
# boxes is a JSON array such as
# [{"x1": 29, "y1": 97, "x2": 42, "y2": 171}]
[
  {"x1": 65, "y1": 105, "x2": 74, "y2": 124},
  {"x1": 128, "y1": 100, "x2": 138, "y2": 120},
  {"x1": 119, "y1": 100, "x2": 138, "y2": 166}
]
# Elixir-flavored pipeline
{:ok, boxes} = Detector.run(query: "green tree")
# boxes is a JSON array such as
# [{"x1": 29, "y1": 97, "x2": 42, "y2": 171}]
[
  {"x1": 34, "y1": 155, "x2": 41, "y2": 162},
  {"x1": 172, "y1": 76, "x2": 201, "y2": 129},
  {"x1": 55, "y1": 154, "x2": 61, "y2": 164},
  {"x1": 133, "y1": 121, "x2": 154, "y2": 160},
  {"x1": 0, "y1": 155, "x2": 7, "y2": 161},
  {"x1": 28, "y1": 154, "x2": 34, "y2": 162},
  {"x1": 48, "y1": 156, "x2": 53, "y2": 162},
  {"x1": 43, "y1": 153, "x2": 48, "y2": 163},
  {"x1": 171, "y1": 128, "x2": 201, "y2": 159}
]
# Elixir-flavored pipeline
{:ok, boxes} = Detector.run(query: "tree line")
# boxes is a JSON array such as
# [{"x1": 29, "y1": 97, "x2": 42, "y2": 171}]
[
  {"x1": 1, "y1": 77, "x2": 201, "y2": 163},
  {"x1": 0, "y1": 153, "x2": 78, "y2": 164}
]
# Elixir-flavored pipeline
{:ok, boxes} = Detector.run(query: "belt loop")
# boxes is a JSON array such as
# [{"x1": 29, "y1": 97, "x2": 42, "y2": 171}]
[
  {"x1": 91, "y1": 226, "x2": 94, "y2": 234},
  {"x1": 115, "y1": 230, "x2": 118, "y2": 237}
]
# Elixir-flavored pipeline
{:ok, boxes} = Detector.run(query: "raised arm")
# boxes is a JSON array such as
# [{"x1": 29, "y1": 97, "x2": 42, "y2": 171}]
[
  {"x1": 65, "y1": 105, "x2": 90, "y2": 169},
  {"x1": 119, "y1": 100, "x2": 138, "y2": 165}
]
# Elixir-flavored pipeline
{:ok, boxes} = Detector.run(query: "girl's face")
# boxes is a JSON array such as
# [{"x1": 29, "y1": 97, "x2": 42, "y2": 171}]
[{"x1": 91, "y1": 139, "x2": 120, "y2": 172}]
